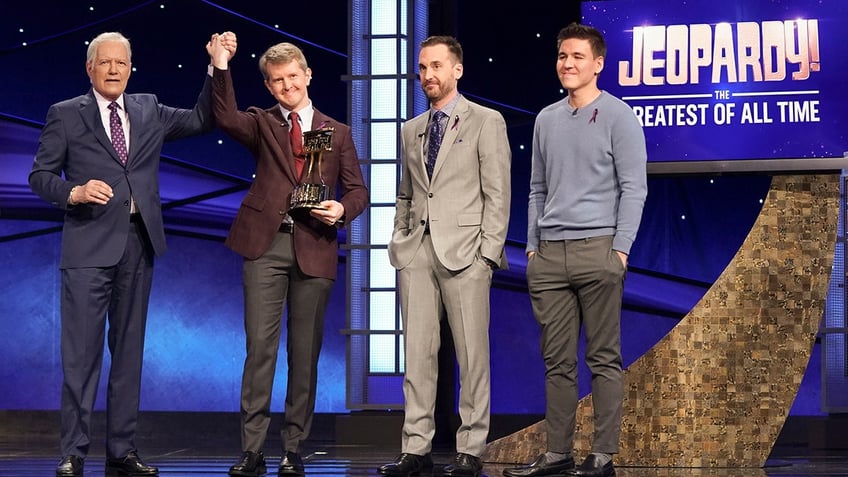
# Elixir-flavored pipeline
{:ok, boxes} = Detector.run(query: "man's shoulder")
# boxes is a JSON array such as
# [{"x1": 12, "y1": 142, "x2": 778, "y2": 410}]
[
  {"x1": 538, "y1": 97, "x2": 569, "y2": 116},
  {"x1": 460, "y1": 96, "x2": 503, "y2": 119},
  {"x1": 51, "y1": 93, "x2": 92, "y2": 110},
  {"x1": 125, "y1": 92, "x2": 158, "y2": 103}
]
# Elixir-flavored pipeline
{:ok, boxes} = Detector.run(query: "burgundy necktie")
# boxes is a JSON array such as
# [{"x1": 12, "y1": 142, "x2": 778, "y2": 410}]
[
  {"x1": 108, "y1": 101, "x2": 128, "y2": 165},
  {"x1": 289, "y1": 111, "x2": 305, "y2": 180}
]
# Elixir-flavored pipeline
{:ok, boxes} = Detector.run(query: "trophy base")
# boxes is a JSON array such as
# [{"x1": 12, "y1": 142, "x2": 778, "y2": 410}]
[{"x1": 289, "y1": 183, "x2": 330, "y2": 221}]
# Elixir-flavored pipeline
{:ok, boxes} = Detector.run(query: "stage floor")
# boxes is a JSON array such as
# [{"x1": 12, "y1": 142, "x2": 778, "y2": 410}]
[
  {"x1": 2, "y1": 412, "x2": 847, "y2": 477},
  {"x1": 2, "y1": 445, "x2": 848, "y2": 477}
]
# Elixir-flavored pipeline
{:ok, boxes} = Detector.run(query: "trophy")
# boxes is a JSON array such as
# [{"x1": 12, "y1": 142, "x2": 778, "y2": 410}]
[{"x1": 289, "y1": 127, "x2": 334, "y2": 221}]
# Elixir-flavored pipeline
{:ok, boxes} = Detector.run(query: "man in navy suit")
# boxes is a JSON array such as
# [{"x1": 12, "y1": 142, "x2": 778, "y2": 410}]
[{"x1": 28, "y1": 31, "x2": 220, "y2": 477}]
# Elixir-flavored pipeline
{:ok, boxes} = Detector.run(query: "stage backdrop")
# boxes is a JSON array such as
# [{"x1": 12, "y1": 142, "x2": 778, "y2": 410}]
[{"x1": 0, "y1": 0, "x2": 835, "y2": 418}]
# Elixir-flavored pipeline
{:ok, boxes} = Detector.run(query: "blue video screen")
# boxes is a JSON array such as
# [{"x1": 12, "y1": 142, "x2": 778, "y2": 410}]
[{"x1": 583, "y1": 0, "x2": 848, "y2": 170}]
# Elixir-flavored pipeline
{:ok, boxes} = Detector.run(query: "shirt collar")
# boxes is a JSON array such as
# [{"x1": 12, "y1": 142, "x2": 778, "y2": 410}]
[
  {"x1": 281, "y1": 102, "x2": 314, "y2": 129},
  {"x1": 92, "y1": 89, "x2": 125, "y2": 111},
  {"x1": 430, "y1": 93, "x2": 461, "y2": 120}
]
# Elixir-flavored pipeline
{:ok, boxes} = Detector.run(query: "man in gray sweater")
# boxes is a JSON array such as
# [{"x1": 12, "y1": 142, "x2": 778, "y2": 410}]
[{"x1": 503, "y1": 23, "x2": 647, "y2": 477}]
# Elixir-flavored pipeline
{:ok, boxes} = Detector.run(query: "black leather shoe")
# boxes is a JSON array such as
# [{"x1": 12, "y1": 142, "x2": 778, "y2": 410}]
[
  {"x1": 229, "y1": 451, "x2": 267, "y2": 476},
  {"x1": 503, "y1": 454, "x2": 575, "y2": 477},
  {"x1": 278, "y1": 451, "x2": 305, "y2": 476},
  {"x1": 377, "y1": 453, "x2": 434, "y2": 475},
  {"x1": 568, "y1": 455, "x2": 615, "y2": 477},
  {"x1": 105, "y1": 451, "x2": 159, "y2": 476},
  {"x1": 443, "y1": 453, "x2": 483, "y2": 477},
  {"x1": 56, "y1": 455, "x2": 83, "y2": 477}
]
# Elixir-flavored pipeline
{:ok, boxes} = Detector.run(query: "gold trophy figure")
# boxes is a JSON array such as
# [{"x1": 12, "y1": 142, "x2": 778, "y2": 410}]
[{"x1": 289, "y1": 127, "x2": 334, "y2": 221}]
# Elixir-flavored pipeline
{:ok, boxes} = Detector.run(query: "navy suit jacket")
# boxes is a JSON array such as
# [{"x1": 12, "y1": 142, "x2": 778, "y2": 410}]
[{"x1": 29, "y1": 76, "x2": 214, "y2": 269}]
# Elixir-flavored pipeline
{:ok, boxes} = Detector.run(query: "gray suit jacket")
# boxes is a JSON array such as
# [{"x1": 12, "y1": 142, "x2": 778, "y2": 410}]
[{"x1": 388, "y1": 95, "x2": 511, "y2": 271}]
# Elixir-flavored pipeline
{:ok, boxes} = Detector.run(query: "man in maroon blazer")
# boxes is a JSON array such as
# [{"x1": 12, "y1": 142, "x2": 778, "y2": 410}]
[{"x1": 207, "y1": 34, "x2": 368, "y2": 477}]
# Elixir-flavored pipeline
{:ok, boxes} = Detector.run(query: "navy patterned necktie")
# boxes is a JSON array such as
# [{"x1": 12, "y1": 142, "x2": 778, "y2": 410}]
[
  {"x1": 426, "y1": 110, "x2": 446, "y2": 180},
  {"x1": 108, "y1": 101, "x2": 128, "y2": 165}
]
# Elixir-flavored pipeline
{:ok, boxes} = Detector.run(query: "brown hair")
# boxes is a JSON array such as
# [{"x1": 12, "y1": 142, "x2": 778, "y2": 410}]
[
  {"x1": 557, "y1": 23, "x2": 606, "y2": 59},
  {"x1": 420, "y1": 35, "x2": 463, "y2": 64}
]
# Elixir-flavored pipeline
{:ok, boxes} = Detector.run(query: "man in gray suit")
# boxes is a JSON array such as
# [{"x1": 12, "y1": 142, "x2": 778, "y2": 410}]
[{"x1": 379, "y1": 35, "x2": 511, "y2": 477}]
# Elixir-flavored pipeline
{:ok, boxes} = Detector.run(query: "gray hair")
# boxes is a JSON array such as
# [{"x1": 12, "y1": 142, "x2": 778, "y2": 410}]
[{"x1": 87, "y1": 32, "x2": 132, "y2": 64}]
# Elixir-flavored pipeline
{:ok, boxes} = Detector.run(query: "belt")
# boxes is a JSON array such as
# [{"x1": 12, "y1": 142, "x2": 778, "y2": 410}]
[
  {"x1": 130, "y1": 214, "x2": 143, "y2": 224},
  {"x1": 279, "y1": 222, "x2": 295, "y2": 234}
]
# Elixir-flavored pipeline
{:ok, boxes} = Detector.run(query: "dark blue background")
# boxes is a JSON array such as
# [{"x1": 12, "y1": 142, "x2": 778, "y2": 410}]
[{"x1": 0, "y1": 1, "x2": 829, "y2": 417}]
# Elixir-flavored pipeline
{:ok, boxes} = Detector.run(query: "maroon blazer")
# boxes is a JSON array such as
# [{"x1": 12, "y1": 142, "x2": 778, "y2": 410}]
[{"x1": 212, "y1": 67, "x2": 368, "y2": 280}]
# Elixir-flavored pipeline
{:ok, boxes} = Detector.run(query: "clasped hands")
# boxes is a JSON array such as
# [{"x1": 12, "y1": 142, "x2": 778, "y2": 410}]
[{"x1": 207, "y1": 31, "x2": 237, "y2": 68}]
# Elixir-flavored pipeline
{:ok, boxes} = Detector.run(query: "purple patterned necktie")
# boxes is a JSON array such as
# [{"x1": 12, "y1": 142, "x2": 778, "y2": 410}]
[
  {"x1": 108, "y1": 101, "x2": 128, "y2": 165},
  {"x1": 426, "y1": 110, "x2": 446, "y2": 180}
]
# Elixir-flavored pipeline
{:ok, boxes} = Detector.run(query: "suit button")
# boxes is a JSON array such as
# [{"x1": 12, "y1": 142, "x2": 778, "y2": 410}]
[
  {"x1": 123, "y1": 200, "x2": 130, "y2": 206},
  {"x1": 428, "y1": 192, "x2": 433, "y2": 198},
  {"x1": 420, "y1": 220, "x2": 426, "y2": 226}
]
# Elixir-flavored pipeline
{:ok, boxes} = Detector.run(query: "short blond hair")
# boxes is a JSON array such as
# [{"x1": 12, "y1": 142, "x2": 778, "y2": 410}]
[{"x1": 259, "y1": 42, "x2": 308, "y2": 79}]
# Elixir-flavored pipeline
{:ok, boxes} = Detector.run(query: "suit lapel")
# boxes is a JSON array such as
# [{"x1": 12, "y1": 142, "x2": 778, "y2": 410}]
[
  {"x1": 312, "y1": 108, "x2": 331, "y2": 131},
  {"x1": 409, "y1": 114, "x2": 429, "y2": 183},
  {"x1": 125, "y1": 94, "x2": 142, "y2": 166},
  {"x1": 80, "y1": 92, "x2": 122, "y2": 166},
  {"x1": 431, "y1": 96, "x2": 468, "y2": 181},
  {"x1": 267, "y1": 106, "x2": 299, "y2": 181}
]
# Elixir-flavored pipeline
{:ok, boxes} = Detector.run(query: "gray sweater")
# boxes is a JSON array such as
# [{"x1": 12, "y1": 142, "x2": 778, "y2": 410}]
[{"x1": 527, "y1": 91, "x2": 647, "y2": 255}]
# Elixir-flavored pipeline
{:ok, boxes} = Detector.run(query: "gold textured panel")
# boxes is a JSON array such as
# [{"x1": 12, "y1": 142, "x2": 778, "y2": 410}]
[{"x1": 484, "y1": 174, "x2": 840, "y2": 467}]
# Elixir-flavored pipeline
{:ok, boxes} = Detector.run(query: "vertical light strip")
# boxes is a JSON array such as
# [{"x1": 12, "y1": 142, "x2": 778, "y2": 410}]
[
  {"x1": 822, "y1": 173, "x2": 848, "y2": 412},
  {"x1": 345, "y1": 0, "x2": 427, "y2": 410}
]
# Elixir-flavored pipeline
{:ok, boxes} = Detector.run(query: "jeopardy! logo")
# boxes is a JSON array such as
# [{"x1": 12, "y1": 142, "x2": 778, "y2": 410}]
[{"x1": 619, "y1": 20, "x2": 820, "y2": 86}]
